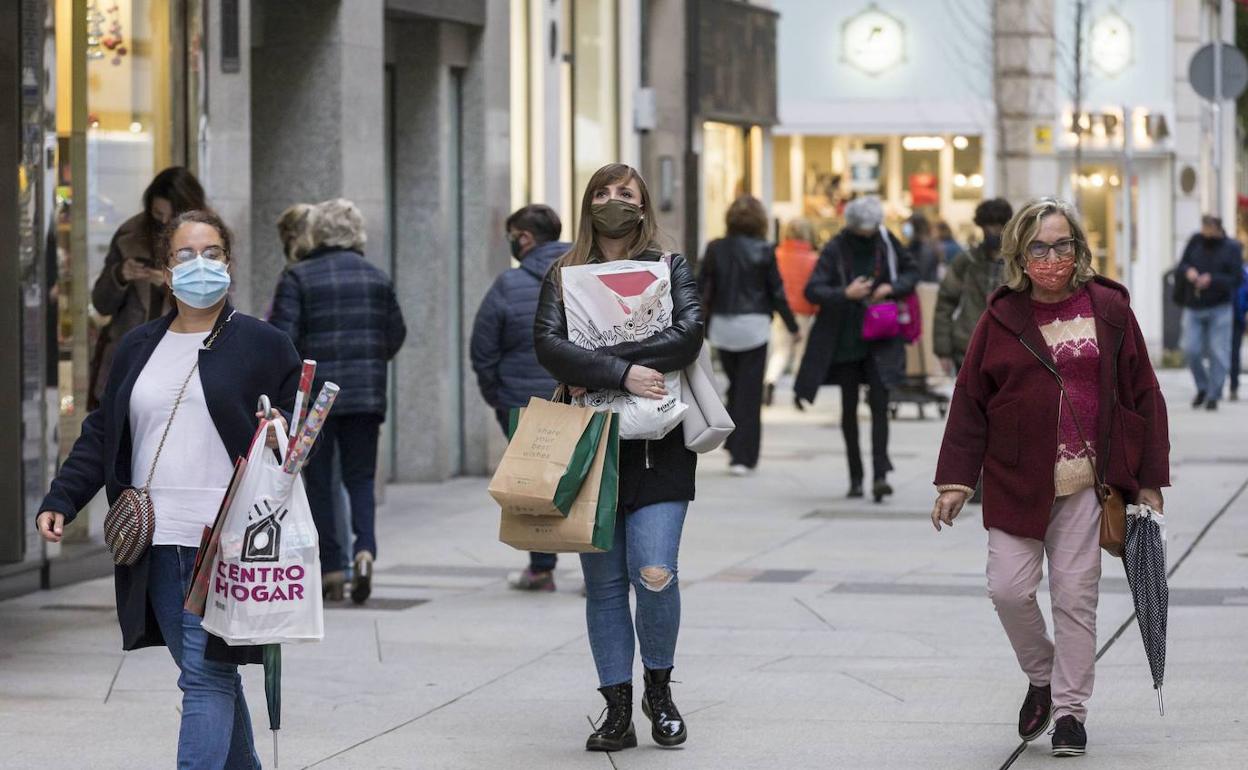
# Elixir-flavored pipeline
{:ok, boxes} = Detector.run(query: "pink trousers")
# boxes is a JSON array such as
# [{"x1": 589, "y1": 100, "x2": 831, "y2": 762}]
[{"x1": 986, "y1": 486, "x2": 1101, "y2": 722}]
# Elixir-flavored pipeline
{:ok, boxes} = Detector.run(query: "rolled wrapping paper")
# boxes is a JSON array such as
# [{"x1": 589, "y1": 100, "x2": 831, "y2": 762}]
[
  {"x1": 282, "y1": 382, "x2": 340, "y2": 474},
  {"x1": 288, "y1": 359, "x2": 317, "y2": 448}
]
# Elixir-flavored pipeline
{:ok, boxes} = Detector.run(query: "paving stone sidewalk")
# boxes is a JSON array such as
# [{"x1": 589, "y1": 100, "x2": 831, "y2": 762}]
[{"x1": 2, "y1": 370, "x2": 1246, "y2": 769}]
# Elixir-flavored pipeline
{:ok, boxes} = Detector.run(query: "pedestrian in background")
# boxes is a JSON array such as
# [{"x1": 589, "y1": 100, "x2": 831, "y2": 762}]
[
  {"x1": 470, "y1": 203, "x2": 569, "y2": 592},
  {"x1": 276, "y1": 203, "x2": 317, "y2": 264},
  {"x1": 1175, "y1": 214, "x2": 1243, "y2": 410},
  {"x1": 904, "y1": 212, "x2": 942, "y2": 282},
  {"x1": 763, "y1": 217, "x2": 819, "y2": 407},
  {"x1": 88, "y1": 166, "x2": 206, "y2": 410},
  {"x1": 699, "y1": 195, "x2": 799, "y2": 475},
  {"x1": 795, "y1": 195, "x2": 918, "y2": 503},
  {"x1": 936, "y1": 220, "x2": 962, "y2": 264},
  {"x1": 535, "y1": 163, "x2": 702, "y2": 753},
  {"x1": 933, "y1": 197, "x2": 1014, "y2": 375},
  {"x1": 932, "y1": 197, "x2": 1169, "y2": 758},
  {"x1": 39, "y1": 210, "x2": 302, "y2": 769},
  {"x1": 270, "y1": 198, "x2": 407, "y2": 604}
]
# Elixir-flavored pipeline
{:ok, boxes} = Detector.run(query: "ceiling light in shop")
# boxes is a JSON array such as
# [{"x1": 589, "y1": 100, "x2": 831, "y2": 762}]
[
  {"x1": 970, "y1": 174, "x2": 984, "y2": 188},
  {"x1": 954, "y1": 173, "x2": 968, "y2": 187},
  {"x1": 129, "y1": 121, "x2": 142, "y2": 134},
  {"x1": 902, "y1": 136, "x2": 945, "y2": 151},
  {"x1": 952, "y1": 135, "x2": 969, "y2": 150},
  {"x1": 1090, "y1": 173, "x2": 1105, "y2": 188},
  {"x1": 1109, "y1": 174, "x2": 1121, "y2": 186}
]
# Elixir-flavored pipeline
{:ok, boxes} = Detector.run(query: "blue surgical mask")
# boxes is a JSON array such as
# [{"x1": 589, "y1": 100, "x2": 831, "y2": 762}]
[{"x1": 169, "y1": 256, "x2": 231, "y2": 309}]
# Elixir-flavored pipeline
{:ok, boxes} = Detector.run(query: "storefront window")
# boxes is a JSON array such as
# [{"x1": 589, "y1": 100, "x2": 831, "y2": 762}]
[
  {"x1": 571, "y1": 0, "x2": 618, "y2": 220},
  {"x1": 952, "y1": 135, "x2": 984, "y2": 201},
  {"x1": 702, "y1": 121, "x2": 748, "y2": 242},
  {"x1": 51, "y1": 0, "x2": 183, "y2": 542}
]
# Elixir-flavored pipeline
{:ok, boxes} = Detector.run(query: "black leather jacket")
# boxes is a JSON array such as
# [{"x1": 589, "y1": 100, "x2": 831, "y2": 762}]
[
  {"x1": 698, "y1": 235, "x2": 798, "y2": 333},
  {"x1": 534, "y1": 249, "x2": 704, "y2": 513}
]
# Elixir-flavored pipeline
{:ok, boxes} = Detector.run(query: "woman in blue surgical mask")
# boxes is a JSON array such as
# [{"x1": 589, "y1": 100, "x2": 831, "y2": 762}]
[{"x1": 36, "y1": 210, "x2": 303, "y2": 769}]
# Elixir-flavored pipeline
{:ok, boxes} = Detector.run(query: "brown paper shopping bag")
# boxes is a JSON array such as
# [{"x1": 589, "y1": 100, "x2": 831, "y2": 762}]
[
  {"x1": 488, "y1": 397, "x2": 606, "y2": 517},
  {"x1": 499, "y1": 411, "x2": 619, "y2": 553}
]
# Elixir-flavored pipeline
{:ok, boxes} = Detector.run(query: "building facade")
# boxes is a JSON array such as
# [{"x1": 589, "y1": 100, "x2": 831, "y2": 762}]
[{"x1": 772, "y1": 0, "x2": 1238, "y2": 354}]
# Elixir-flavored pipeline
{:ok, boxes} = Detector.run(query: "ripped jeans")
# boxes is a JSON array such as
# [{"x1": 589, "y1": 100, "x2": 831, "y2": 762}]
[{"x1": 580, "y1": 501, "x2": 688, "y2": 687}]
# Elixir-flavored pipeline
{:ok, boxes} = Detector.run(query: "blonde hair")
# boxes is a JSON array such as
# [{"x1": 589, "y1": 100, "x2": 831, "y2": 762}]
[
  {"x1": 558, "y1": 163, "x2": 659, "y2": 270},
  {"x1": 1001, "y1": 197, "x2": 1096, "y2": 292},
  {"x1": 312, "y1": 198, "x2": 367, "y2": 252},
  {"x1": 276, "y1": 203, "x2": 316, "y2": 262},
  {"x1": 783, "y1": 217, "x2": 816, "y2": 247}
]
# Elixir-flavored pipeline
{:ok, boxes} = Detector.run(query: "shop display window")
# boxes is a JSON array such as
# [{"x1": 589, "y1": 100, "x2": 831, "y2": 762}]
[{"x1": 571, "y1": 0, "x2": 619, "y2": 226}]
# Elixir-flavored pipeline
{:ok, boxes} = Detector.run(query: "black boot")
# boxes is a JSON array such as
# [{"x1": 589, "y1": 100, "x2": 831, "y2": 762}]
[
  {"x1": 586, "y1": 683, "x2": 637, "y2": 752},
  {"x1": 641, "y1": 667, "x2": 687, "y2": 747},
  {"x1": 847, "y1": 478, "x2": 864, "y2": 498},
  {"x1": 872, "y1": 478, "x2": 893, "y2": 503}
]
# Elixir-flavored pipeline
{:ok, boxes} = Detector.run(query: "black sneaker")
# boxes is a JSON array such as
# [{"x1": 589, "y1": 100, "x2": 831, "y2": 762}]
[
  {"x1": 1018, "y1": 683, "x2": 1052, "y2": 741},
  {"x1": 1192, "y1": 393, "x2": 1206, "y2": 408},
  {"x1": 1051, "y1": 715, "x2": 1087, "y2": 757},
  {"x1": 1206, "y1": 399, "x2": 1219, "y2": 411}
]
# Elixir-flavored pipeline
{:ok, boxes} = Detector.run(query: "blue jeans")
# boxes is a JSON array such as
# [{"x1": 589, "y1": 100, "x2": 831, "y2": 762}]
[
  {"x1": 1183, "y1": 304, "x2": 1233, "y2": 401},
  {"x1": 580, "y1": 501, "x2": 688, "y2": 687},
  {"x1": 148, "y1": 546, "x2": 260, "y2": 770},
  {"x1": 305, "y1": 414, "x2": 381, "y2": 572}
]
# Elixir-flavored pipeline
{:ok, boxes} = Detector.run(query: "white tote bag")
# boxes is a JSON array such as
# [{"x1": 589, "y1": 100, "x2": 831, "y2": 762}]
[
  {"x1": 562, "y1": 260, "x2": 688, "y2": 440},
  {"x1": 201, "y1": 419, "x2": 324, "y2": 645}
]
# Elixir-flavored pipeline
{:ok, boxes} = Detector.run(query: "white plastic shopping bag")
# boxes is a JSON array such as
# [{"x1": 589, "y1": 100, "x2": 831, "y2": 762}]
[
  {"x1": 201, "y1": 419, "x2": 324, "y2": 645},
  {"x1": 561, "y1": 259, "x2": 687, "y2": 440}
]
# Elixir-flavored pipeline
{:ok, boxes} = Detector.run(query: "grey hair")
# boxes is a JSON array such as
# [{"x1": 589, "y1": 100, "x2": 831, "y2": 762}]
[
  {"x1": 311, "y1": 198, "x2": 367, "y2": 252},
  {"x1": 844, "y1": 196, "x2": 884, "y2": 231}
]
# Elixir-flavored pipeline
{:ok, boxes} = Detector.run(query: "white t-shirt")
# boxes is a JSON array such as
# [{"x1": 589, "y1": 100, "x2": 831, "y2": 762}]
[{"x1": 129, "y1": 330, "x2": 234, "y2": 547}]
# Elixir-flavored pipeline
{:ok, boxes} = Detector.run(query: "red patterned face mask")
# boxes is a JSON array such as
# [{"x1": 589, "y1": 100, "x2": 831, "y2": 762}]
[{"x1": 1026, "y1": 257, "x2": 1076, "y2": 293}]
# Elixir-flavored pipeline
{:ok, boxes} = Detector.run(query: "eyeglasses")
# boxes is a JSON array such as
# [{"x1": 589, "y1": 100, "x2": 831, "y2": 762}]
[
  {"x1": 1026, "y1": 239, "x2": 1077, "y2": 262},
  {"x1": 172, "y1": 245, "x2": 227, "y2": 264}
]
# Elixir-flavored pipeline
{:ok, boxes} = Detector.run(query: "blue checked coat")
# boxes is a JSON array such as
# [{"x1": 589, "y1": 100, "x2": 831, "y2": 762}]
[{"x1": 269, "y1": 247, "x2": 407, "y2": 417}]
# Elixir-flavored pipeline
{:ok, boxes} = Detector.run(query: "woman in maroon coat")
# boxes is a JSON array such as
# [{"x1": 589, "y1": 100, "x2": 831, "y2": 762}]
[{"x1": 931, "y1": 198, "x2": 1169, "y2": 758}]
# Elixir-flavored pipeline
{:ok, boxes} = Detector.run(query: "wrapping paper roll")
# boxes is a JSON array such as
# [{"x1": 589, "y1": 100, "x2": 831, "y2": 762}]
[{"x1": 283, "y1": 382, "x2": 340, "y2": 474}]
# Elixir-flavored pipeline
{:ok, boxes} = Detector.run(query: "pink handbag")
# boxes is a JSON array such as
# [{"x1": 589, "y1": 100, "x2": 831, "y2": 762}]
[{"x1": 862, "y1": 302, "x2": 901, "y2": 341}]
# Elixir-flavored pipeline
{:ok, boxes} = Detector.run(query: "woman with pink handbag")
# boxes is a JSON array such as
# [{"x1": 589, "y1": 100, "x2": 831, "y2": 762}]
[{"x1": 794, "y1": 195, "x2": 919, "y2": 502}]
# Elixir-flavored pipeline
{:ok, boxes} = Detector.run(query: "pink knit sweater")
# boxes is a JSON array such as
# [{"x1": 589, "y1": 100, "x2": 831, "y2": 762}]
[{"x1": 1032, "y1": 288, "x2": 1100, "y2": 496}]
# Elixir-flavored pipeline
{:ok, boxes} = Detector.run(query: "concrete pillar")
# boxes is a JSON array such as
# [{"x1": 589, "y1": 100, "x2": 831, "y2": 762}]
[
  {"x1": 389, "y1": 3, "x2": 511, "y2": 481},
  {"x1": 641, "y1": 0, "x2": 688, "y2": 255},
  {"x1": 248, "y1": 0, "x2": 386, "y2": 316},
  {"x1": 993, "y1": 0, "x2": 1059, "y2": 206}
]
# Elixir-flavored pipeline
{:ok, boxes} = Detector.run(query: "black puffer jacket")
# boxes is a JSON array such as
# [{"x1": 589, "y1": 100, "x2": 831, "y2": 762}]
[
  {"x1": 698, "y1": 235, "x2": 798, "y2": 332},
  {"x1": 534, "y1": 249, "x2": 704, "y2": 514}
]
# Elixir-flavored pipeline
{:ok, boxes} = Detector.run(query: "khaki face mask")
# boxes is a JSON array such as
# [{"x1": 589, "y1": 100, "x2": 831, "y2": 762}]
[{"x1": 591, "y1": 200, "x2": 643, "y2": 239}]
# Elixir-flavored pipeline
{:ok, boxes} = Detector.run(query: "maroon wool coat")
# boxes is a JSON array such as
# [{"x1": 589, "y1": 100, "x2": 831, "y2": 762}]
[{"x1": 934, "y1": 276, "x2": 1170, "y2": 541}]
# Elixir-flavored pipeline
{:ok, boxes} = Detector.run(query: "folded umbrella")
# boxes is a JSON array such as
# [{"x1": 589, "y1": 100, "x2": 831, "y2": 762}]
[{"x1": 1122, "y1": 503, "x2": 1168, "y2": 715}]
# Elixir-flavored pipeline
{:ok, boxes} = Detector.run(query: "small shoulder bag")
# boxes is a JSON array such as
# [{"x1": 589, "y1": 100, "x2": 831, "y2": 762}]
[{"x1": 104, "y1": 314, "x2": 232, "y2": 565}]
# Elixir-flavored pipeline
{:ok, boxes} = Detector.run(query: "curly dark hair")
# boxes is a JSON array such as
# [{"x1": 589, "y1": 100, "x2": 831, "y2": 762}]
[
  {"x1": 159, "y1": 209, "x2": 234, "y2": 266},
  {"x1": 973, "y1": 198, "x2": 1014, "y2": 228}
]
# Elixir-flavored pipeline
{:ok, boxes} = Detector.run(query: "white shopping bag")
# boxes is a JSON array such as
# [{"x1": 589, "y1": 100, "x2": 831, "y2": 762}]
[
  {"x1": 201, "y1": 418, "x2": 324, "y2": 645},
  {"x1": 561, "y1": 260, "x2": 687, "y2": 440}
]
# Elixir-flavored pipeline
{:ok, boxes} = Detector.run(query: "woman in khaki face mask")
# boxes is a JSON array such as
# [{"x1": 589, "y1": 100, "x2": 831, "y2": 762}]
[{"x1": 534, "y1": 163, "x2": 705, "y2": 753}]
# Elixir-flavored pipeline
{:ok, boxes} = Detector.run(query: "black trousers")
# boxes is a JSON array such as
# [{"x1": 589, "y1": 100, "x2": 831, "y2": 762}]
[
  {"x1": 305, "y1": 414, "x2": 382, "y2": 573},
  {"x1": 719, "y1": 343, "x2": 768, "y2": 468},
  {"x1": 496, "y1": 407, "x2": 558, "y2": 572},
  {"x1": 832, "y1": 357, "x2": 893, "y2": 482}
]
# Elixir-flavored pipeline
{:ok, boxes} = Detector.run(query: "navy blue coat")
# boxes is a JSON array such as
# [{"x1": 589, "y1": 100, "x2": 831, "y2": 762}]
[
  {"x1": 39, "y1": 303, "x2": 302, "y2": 663},
  {"x1": 469, "y1": 241, "x2": 568, "y2": 410},
  {"x1": 269, "y1": 247, "x2": 406, "y2": 417}
]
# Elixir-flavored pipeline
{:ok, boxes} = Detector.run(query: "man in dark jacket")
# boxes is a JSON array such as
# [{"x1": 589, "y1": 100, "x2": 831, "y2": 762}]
[
  {"x1": 933, "y1": 198, "x2": 1013, "y2": 374},
  {"x1": 270, "y1": 198, "x2": 406, "y2": 604},
  {"x1": 1176, "y1": 215, "x2": 1244, "y2": 410},
  {"x1": 470, "y1": 204, "x2": 568, "y2": 592}
]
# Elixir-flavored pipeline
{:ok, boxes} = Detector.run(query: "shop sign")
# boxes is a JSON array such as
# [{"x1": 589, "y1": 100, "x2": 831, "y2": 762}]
[
  {"x1": 1034, "y1": 125, "x2": 1054, "y2": 153},
  {"x1": 848, "y1": 148, "x2": 881, "y2": 193},
  {"x1": 1061, "y1": 108, "x2": 1171, "y2": 150}
]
